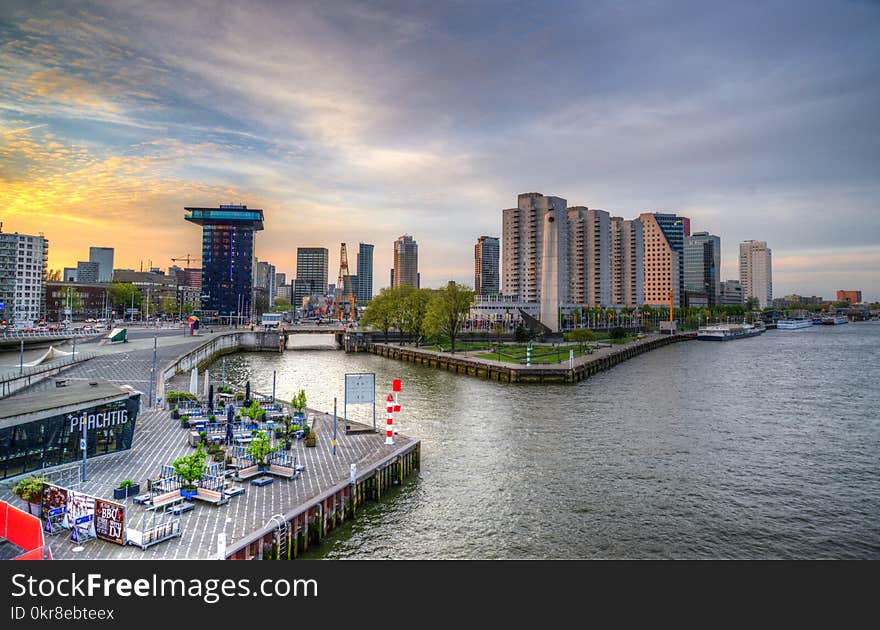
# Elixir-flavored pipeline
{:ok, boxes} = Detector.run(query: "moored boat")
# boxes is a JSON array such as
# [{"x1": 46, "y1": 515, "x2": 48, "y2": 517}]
[
  {"x1": 821, "y1": 314, "x2": 848, "y2": 325},
  {"x1": 697, "y1": 321, "x2": 765, "y2": 341},
  {"x1": 777, "y1": 318, "x2": 813, "y2": 330}
]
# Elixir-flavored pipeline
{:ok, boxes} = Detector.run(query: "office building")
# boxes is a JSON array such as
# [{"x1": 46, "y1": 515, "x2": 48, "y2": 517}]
[
  {"x1": 739, "y1": 240, "x2": 772, "y2": 308},
  {"x1": 836, "y1": 290, "x2": 862, "y2": 304},
  {"x1": 393, "y1": 235, "x2": 419, "y2": 289},
  {"x1": 185, "y1": 204, "x2": 264, "y2": 318},
  {"x1": 639, "y1": 213, "x2": 685, "y2": 307},
  {"x1": 474, "y1": 236, "x2": 500, "y2": 296},
  {"x1": 293, "y1": 278, "x2": 312, "y2": 306},
  {"x1": 567, "y1": 207, "x2": 611, "y2": 307},
  {"x1": 63, "y1": 267, "x2": 77, "y2": 282},
  {"x1": 0, "y1": 230, "x2": 48, "y2": 326},
  {"x1": 45, "y1": 281, "x2": 110, "y2": 321},
  {"x1": 684, "y1": 231, "x2": 721, "y2": 307},
  {"x1": 502, "y1": 193, "x2": 569, "y2": 330},
  {"x1": 356, "y1": 243, "x2": 374, "y2": 302},
  {"x1": 296, "y1": 248, "x2": 329, "y2": 300},
  {"x1": 720, "y1": 280, "x2": 743, "y2": 306},
  {"x1": 76, "y1": 261, "x2": 100, "y2": 283},
  {"x1": 275, "y1": 272, "x2": 286, "y2": 288},
  {"x1": 610, "y1": 217, "x2": 645, "y2": 308},
  {"x1": 88, "y1": 246, "x2": 114, "y2": 283}
]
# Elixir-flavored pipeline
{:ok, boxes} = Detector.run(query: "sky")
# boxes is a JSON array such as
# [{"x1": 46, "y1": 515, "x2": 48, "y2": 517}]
[{"x1": 1, "y1": 0, "x2": 878, "y2": 300}]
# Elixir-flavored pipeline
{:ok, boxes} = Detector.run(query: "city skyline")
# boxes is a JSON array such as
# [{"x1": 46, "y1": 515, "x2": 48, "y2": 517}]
[{"x1": 1, "y1": 1, "x2": 879, "y2": 299}]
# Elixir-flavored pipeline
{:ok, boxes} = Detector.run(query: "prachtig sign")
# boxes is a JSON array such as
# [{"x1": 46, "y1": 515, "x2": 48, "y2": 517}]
[{"x1": 69, "y1": 409, "x2": 129, "y2": 432}]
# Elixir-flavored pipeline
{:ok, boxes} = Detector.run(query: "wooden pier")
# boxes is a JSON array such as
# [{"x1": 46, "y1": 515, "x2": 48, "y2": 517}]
[{"x1": 362, "y1": 333, "x2": 695, "y2": 384}]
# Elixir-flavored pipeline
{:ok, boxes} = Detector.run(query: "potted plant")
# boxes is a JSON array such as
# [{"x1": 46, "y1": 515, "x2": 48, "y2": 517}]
[
  {"x1": 290, "y1": 389, "x2": 307, "y2": 421},
  {"x1": 171, "y1": 407, "x2": 180, "y2": 420},
  {"x1": 246, "y1": 430, "x2": 277, "y2": 470},
  {"x1": 198, "y1": 430, "x2": 207, "y2": 445},
  {"x1": 113, "y1": 479, "x2": 140, "y2": 500},
  {"x1": 180, "y1": 415, "x2": 190, "y2": 428},
  {"x1": 208, "y1": 414, "x2": 216, "y2": 422},
  {"x1": 12, "y1": 476, "x2": 44, "y2": 515},
  {"x1": 304, "y1": 428, "x2": 317, "y2": 448},
  {"x1": 172, "y1": 445, "x2": 207, "y2": 500}
]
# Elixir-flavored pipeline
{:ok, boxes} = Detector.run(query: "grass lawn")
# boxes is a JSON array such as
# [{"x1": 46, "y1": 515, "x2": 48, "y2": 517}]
[{"x1": 474, "y1": 344, "x2": 596, "y2": 364}]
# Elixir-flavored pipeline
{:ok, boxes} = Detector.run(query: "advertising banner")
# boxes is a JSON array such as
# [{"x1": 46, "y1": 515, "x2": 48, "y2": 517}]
[
  {"x1": 94, "y1": 498, "x2": 125, "y2": 545},
  {"x1": 41, "y1": 483, "x2": 68, "y2": 524},
  {"x1": 66, "y1": 490, "x2": 96, "y2": 541}
]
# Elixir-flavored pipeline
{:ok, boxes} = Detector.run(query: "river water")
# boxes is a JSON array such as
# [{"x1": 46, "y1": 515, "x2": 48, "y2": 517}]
[{"x1": 208, "y1": 322, "x2": 880, "y2": 559}]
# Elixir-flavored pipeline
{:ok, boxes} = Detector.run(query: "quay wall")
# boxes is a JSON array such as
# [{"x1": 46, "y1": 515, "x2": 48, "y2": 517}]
[
  {"x1": 224, "y1": 440, "x2": 421, "y2": 560},
  {"x1": 159, "y1": 331, "x2": 283, "y2": 398},
  {"x1": 362, "y1": 334, "x2": 695, "y2": 384}
]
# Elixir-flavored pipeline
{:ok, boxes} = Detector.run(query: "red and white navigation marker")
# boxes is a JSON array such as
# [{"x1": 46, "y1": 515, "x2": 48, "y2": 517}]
[
  {"x1": 385, "y1": 393, "x2": 394, "y2": 445},
  {"x1": 392, "y1": 379, "x2": 402, "y2": 435}
]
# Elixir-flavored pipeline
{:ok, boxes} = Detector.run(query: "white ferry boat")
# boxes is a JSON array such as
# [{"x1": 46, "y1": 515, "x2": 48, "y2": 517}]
[
  {"x1": 821, "y1": 314, "x2": 848, "y2": 325},
  {"x1": 697, "y1": 322, "x2": 765, "y2": 341},
  {"x1": 777, "y1": 319, "x2": 813, "y2": 330}
]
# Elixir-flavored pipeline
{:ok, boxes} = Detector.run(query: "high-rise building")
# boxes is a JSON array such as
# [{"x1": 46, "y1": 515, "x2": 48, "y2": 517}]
[
  {"x1": 0, "y1": 231, "x2": 48, "y2": 325},
  {"x1": 501, "y1": 193, "x2": 569, "y2": 314},
  {"x1": 76, "y1": 261, "x2": 100, "y2": 283},
  {"x1": 639, "y1": 213, "x2": 685, "y2": 307},
  {"x1": 567, "y1": 207, "x2": 611, "y2": 307},
  {"x1": 185, "y1": 204, "x2": 264, "y2": 317},
  {"x1": 684, "y1": 231, "x2": 721, "y2": 307},
  {"x1": 739, "y1": 240, "x2": 772, "y2": 308},
  {"x1": 253, "y1": 259, "x2": 276, "y2": 310},
  {"x1": 356, "y1": 243, "x2": 374, "y2": 302},
  {"x1": 389, "y1": 268, "x2": 394, "y2": 288},
  {"x1": 474, "y1": 236, "x2": 500, "y2": 296},
  {"x1": 393, "y1": 235, "x2": 419, "y2": 289},
  {"x1": 610, "y1": 217, "x2": 645, "y2": 308},
  {"x1": 720, "y1": 280, "x2": 743, "y2": 306},
  {"x1": 682, "y1": 217, "x2": 691, "y2": 238},
  {"x1": 296, "y1": 248, "x2": 329, "y2": 298},
  {"x1": 88, "y1": 246, "x2": 114, "y2": 283},
  {"x1": 275, "y1": 272, "x2": 286, "y2": 288},
  {"x1": 63, "y1": 267, "x2": 77, "y2": 282},
  {"x1": 836, "y1": 290, "x2": 862, "y2": 304}
]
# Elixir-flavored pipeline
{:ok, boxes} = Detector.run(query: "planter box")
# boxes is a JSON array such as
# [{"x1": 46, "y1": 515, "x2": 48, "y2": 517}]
[
  {"x1": 26, "y1": 501, "x2": 41, "y2": 516},
  {"x1": 113, "y1": 484, "x2": 140, "y2": 500},
  {"x1": 180, "y1": 488, "x2": 198, "y2": 501}
]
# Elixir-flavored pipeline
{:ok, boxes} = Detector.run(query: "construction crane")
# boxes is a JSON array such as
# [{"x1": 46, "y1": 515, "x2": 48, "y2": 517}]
[
  {"x1": 171, "y1": 254, "x2": 200, "y2": 267},
  {"x1": 333, "y1": 243, "x2": 357, "y2": 323}
]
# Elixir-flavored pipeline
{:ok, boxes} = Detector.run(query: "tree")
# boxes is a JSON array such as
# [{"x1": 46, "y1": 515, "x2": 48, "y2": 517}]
[
  {"x1": 161, "y1": 296, "x2": 178, "y2": 316},
  {"x1": 273, "y1": 296, "x2": 291, "y2": 309},
  {"x1": 423, "y1": 282, "x2": 474, "y2": 353},
  {"x1": 745, "y1": 296, "x2": 760, "y2": 312},
  {"x1": 172, "y1": 445, "x2": 207, "y2": 491},
  {"x1": 246, "y1": 430, "x2": 277, "y2": 468},
  {"x1": 492, "y1": 322, "x2": 505, "y2": 342},
  {"x1": 569, "y1": 328, "x2": 595, "y2": 353},
  {"x1": 360, "y1": 287, "x2": 395, "y2": 341},
  {"x1": 59, "y1": 287, "x2": 84, "y2": 318},
  {"x1": 400, "y1": 288, "x2": 433, "y2": 346},
  {"x1": 108, "y1": 283, "x2": 140, "y2": 316},
  {"x1": 46, "y1": 269, "x2": 62, "y2": 282}
]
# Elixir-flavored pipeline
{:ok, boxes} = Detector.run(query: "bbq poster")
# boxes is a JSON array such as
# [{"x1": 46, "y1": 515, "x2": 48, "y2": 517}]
[{"x1": 94, "y1": 497, "x2": 125, "y2": 545}]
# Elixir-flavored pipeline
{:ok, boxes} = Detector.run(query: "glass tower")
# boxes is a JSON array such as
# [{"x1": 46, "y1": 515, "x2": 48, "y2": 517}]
[{"x1": 185, "y1": 205, "x2": 264, "y2": 318}]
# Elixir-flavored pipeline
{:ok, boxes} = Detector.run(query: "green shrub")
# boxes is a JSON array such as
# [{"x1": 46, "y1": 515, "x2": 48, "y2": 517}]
[
  {"x1": 119, "y1": 479, "x2": 136, "y2": 489},
  {"x1": 12, "y1": 477, "x2": 44, "y2": 503},
  {"x1": 166, "y1": 390, "x2": 198, "y2": 404},
  {"x1": 610, "y1": 327, "x2": 627, "y2": 340}
]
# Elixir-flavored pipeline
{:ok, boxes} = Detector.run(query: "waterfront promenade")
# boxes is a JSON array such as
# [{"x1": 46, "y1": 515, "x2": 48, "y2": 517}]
[{"x1": 364, "y1": 333, "x2": 695, "y2": 383}]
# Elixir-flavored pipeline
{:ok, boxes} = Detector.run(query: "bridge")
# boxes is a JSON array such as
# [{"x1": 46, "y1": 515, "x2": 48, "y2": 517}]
[{"x1": 0, "y1": 330, "x2": 104, "y2": 350}]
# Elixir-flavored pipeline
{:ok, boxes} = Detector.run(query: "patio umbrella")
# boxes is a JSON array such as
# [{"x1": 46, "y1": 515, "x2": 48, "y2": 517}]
[
  {"x1": 225, "y1": 407, "x2": 234, "y2": 444},
  {"x1": 245, "y1": 381, "x2": 251, "y2": 406},
  {"x1": 203, "y1": 370, "x2": 211, "y2": 398},
  {"x1": 189, "y1": 367, "x2": 198, "y2": 395},
  {"x1": 207, "y1": 384, "x2": 214, "y2": 413}
]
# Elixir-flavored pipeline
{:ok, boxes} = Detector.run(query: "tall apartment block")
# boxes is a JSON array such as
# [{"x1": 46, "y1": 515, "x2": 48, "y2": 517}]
[
  {"x1": 295, "y1": 247, "x2": 329, "y2": 304},
  {"x1": 739, "y1": 240, "x2": 772, "y2": 308},
  {"x1": 610, "y1": 217, "x2": 645, "y2": 308},
  {"x1": 0, "y1": 230, "x2": 48, "y2": 325},
  {"x1": 638, "y1": 213, "x2": 685, "y2": 308},
  {"x1": 356, "y1": 243, "x2": 374, "y2": 302},
  {"x1": 684, "y1": 231, "x2": 721, "y2": 307},
  {"x1": 185, "y1": 204, "x2": 264, "y2": 317},
  {"x1": 474, "y1": 236, "x2": 500, "y2": 296},
  {"x1": 88, "y1": 246, "x2": 114, "y2": 283},
  {"x1": 502, "y1": 193, "x2": 570, "y2": 330},
  {"x1": 567, "y1": 207, "x2": 611, "y2": 307},
  {"x1": 392, "y1": 235, "x2": 419, "y2": 289},
  {"x1": 836, "y1": 290, "x2": 861, "y2": 304}
]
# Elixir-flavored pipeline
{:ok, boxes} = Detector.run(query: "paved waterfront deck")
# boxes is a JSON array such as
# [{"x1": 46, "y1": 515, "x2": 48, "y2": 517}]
[
  {"x1": 0, "y1": 328, "x2": 418, "y2": 559},
  {"x1": 0, "y1": 405, "x2": 413, "y2": 559}
]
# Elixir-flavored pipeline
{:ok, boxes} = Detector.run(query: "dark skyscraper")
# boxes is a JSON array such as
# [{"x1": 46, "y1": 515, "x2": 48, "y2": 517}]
[
  {"x1": 185, "y1": 204, "x2": 264, "y2": 318},
  {"x1": 474, "y1": 235, "x2": 499, "y2": 295},
  {"x1": 356, "y1": 242, "x2": 374, "y2": 302}
]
